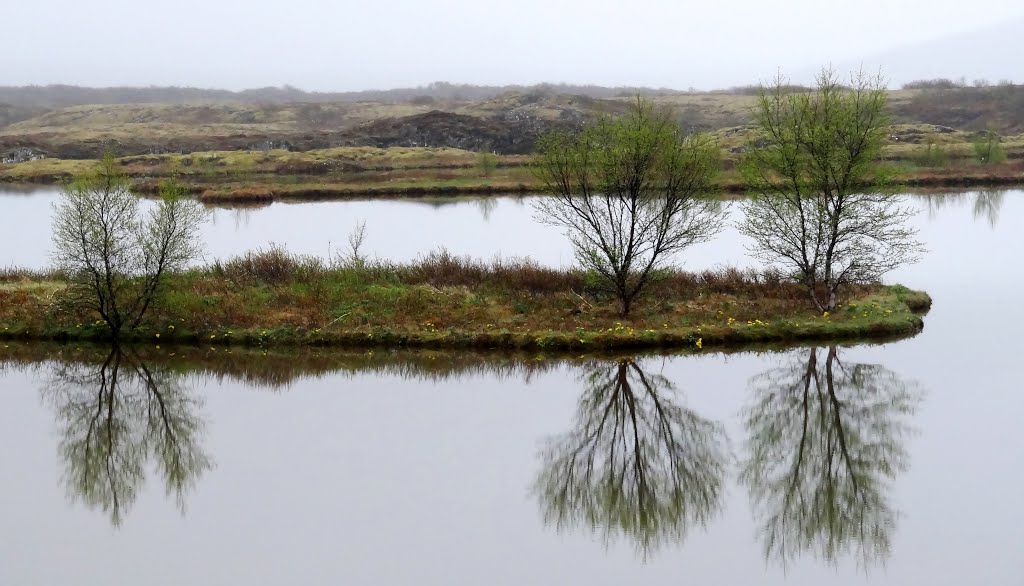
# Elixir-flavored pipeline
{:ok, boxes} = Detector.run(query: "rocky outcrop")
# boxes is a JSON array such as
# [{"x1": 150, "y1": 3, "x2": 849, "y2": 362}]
[
  {"x1": 0, "y1": 110, "x2": 580, "y2": 159},
  {"x1": 337, "y1": 110, "x2": 576, "y2": 154},
  {"x1": 0, "y1": 147, "x2": 46, "y2": 164}
]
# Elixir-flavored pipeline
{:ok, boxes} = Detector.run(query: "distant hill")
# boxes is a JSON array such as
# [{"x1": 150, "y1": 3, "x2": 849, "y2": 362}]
[
  {"x1": 2, "y1": 80, "x2": 1024, "y2": 160},
  {"x1": 0, "y1": 82, "x2": 691, "y2": 111},
  {"x1": 0, "y1": 91, "x2": 744, "y2": 158}
]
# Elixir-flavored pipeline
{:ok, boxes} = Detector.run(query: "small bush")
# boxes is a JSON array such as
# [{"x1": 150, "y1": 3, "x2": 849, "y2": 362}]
[
  {"x1": 214, "y1": 244, "x2": 325, "y2": 285},
  {"x1": 477, "y1": 151, "x2": 498, "y2": 177},
  {"x1": 902, "y1": 78, "x2": 965, "y2": 90},
  {"x1": 402, "y1": 249, "x2": 585, "y2": 294},
  {"x1": 914, "y1": 142, "x2": 949, "y2": 167},
  {"x1": 0, "y1": 267, "x2": 65, "y2": 282},
  {"x1": 973, "y1": 130, "x2": 1007, "y2": 164}
]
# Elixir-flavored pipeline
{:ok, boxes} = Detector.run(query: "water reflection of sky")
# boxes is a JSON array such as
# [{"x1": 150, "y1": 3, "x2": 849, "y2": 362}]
[
  {"x1": 0, "y1": 189, "x2": 1016, "y2": 271},
  {"x1": 2, "y1": 337, "x2": 1021, "y2": 585}
]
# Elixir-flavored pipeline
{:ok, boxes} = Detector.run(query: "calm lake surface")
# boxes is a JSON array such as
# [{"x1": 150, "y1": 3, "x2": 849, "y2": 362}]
[{"x1": 1, "y1": 188, "x2": 1022, "y2": 585}]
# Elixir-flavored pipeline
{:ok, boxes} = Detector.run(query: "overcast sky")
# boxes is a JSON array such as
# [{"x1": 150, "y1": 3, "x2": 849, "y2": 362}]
[{"x1": 7, "y1": 0, "x2": 1024, "y2": 91}]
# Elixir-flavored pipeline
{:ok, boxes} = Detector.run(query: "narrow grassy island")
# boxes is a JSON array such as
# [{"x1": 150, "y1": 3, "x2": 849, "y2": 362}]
[{"x1": 0, "y1": 251, "x2": 930, "y2": 351}]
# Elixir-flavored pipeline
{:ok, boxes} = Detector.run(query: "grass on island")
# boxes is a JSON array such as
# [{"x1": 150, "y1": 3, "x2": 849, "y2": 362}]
[{"x1": 0, "y1": 248, "x2": 931, "y2": 351}]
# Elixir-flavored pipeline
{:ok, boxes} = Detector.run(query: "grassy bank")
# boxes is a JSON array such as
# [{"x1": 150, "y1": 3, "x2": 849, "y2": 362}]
[
  {"x1": 180, "y1": 161, "x2": 1024, "y2": 204},
  {"x1": 2, "y1": 144, "x2": 1022, "y2": 203},
  {"x1": 0, "y1": 250, "x2": 931, "y2": 351}
]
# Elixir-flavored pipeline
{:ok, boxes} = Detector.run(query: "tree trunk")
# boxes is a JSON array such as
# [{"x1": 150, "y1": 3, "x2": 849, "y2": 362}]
[
  {"x1": 825, "y1": 281, "x2": 839, "y2": 312},
  {"x1": 619, "y1": 295, "x2": 633, "y2": 316},
  {"x1": 807, "y1": 284, "x2": 826, "y2": 314}
]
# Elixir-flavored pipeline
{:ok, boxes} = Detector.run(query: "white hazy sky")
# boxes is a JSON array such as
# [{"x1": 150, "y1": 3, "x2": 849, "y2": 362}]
[{"x1": 7, "y1": 0, "x2": 1024, "y2": 91}]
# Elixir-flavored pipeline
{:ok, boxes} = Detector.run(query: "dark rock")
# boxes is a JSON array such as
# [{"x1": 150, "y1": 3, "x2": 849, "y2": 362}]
[
  {"x1": 335, "y1": 110, "x2": 576, "y2": 154},
  {"x1": 248, "y1": 140, "x2": 295, "y2": 152}
]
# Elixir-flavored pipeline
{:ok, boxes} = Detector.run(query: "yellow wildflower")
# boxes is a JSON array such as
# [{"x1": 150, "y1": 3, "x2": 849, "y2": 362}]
[{"x1": 695, "y1": 338, "x2": 703, "y2": 349}]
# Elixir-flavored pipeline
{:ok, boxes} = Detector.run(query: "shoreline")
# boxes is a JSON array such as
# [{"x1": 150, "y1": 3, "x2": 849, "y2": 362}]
[
  {"x1": 181, "y1": 173, "x2": 1024, "y2": 204},
  {"x1": 0, "y1": 283, "x2": 932, "y2": 352},
  {"x1": 3, "y1": 169, "x2": 1021, "y2": 204}
]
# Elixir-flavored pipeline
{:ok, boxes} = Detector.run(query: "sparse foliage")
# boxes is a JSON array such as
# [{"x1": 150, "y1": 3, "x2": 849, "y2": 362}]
[
  {"x1": 343, "y1": 220, "x2": 369, "y2": 267},
  {"x1": 914, "y1": 140, "x2": 949, "y2": 168},
  {"x1": 533, "y1": 98, "x2": 724, "y2": 315},
  {"x1": 43, "y1": 346, "x2": 212, "y2": 527},
  {"x1": 477, "y1": 151, "x2": 498, "y2": 177},
  {"x1": 533, "y1": 358, "x2": 727, "y2": 557},
  {"x1": 972, "y1": 128, "x2": 1007, "y2": 164},
  {"x1": 740, "y1": 346, "x2": 921, "y2": 568},
  {"x1": 51, "y1": 155, "x2": 208, "y2": 337},
  {"x1": 740, "y1": 68, "x2": 924, "y2": 312}
]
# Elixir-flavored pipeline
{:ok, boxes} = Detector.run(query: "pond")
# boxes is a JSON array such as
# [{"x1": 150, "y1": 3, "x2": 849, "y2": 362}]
[{"x1": 1, "y1": 187, "x2": 1022, "y2": 584}]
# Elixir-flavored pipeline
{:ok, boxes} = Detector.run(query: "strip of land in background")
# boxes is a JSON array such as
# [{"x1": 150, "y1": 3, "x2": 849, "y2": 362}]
[{"x1": 2, "y1": 142, "x2": 1021, "y2": 204}]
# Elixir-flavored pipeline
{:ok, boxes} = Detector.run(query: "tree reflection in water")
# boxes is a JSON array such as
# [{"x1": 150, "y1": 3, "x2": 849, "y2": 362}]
[
  {"x1": 971, "y1": 190, "x2": 1005, "y2": 227},
  {"x1": 41, "y1": 346, "x2": 212, "y2": 527},
  {"x1": 917, "y1": 189, "x2": 1006, "y2": 227},
  {"x1": 740, "y1": 346, "x2": 922, "y2": 569},
  {"x1": 533, "y1": 358, "x2": 728, "y2": 558}
]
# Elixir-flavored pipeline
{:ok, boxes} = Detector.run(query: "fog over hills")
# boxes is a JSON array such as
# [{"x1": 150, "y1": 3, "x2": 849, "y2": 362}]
[
  {"x1": 828, "y1": 17, "x2": 1024, "y2": 87},
  {"x1": 3, "y1": 10, "x2": 1024, "y2": 161},
  {"x1": 3, "y1": 13, "x2": 1022, "y2": 113},
  {"x1": 7, "y1": 0, "x2": 1024, "y2": 92}
]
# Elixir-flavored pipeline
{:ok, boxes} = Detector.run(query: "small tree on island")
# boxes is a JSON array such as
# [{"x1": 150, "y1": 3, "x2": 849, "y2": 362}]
[
  {"x1": 477, "y1": 150, "x2": 498, "y2": 177},
  {"x1": 532, "y1": 98, "x2": 724, "y2": 316},
  {"x1": 739, "y1": 68, "x2": 924, "y2": 313},
  {"x1": 51, "y1": 155, "x2": 208, "y2": 338},
  {"x1": 972, "y1": 128, "x2": 1007, "y2": 164}
]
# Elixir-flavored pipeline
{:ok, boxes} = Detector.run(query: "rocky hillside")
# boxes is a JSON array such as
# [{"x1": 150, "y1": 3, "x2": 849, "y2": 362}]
[{"x1": 0, "y1": 92, "x2": 610, "y2": 159}]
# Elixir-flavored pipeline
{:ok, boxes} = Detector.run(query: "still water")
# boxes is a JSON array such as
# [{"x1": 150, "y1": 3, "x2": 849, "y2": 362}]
[
  {"x1": 0, "y1": 188, "x2": 1013, "y2": 272},
  {"x1": 1, "y1": 188, "x2": 1022, "y2": 584}
]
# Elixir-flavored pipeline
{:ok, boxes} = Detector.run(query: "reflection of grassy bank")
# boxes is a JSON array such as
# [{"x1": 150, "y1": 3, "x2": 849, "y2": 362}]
[
  {"x1": 0, "y1": 342, "x2": 567, "y2": 388},
  {"x1": 0, "y1": 252, "x2": 930, "y2": 351},
  {"x1": 0, "y1": 335, "x2": 918, "y2": 391}
]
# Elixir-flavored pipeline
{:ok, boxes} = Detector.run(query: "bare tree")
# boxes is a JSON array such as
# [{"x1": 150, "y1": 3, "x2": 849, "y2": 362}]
[
  {"x1": 739, "y1": 346, "x2": 922, "y2": 569},
  {"x1": 533, "y1": 98, "x2": 724, "y2": 315},
  {"x1": 51, "y1": 156, "x2": 208, "y2": 337},
  {"x1": 533, "y1": 358, "x2": 727, "y2": 557},
  {"x1": 739, "y1": 68, "x2": 925, "y2": 313}
]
